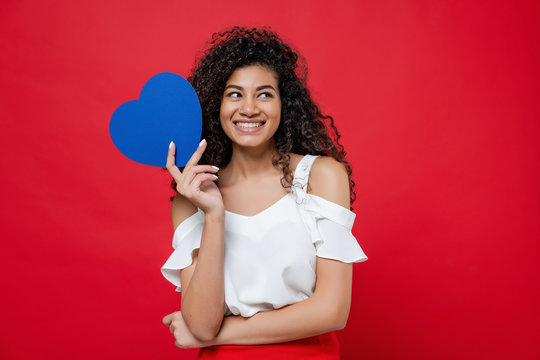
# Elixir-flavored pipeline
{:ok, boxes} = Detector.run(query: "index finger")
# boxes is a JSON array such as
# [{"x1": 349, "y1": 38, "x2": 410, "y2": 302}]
[
  {"x1": 185, "y1": 139, "x2": 207, "y2": 168},
  {"x1": 166, "y1": 142, "x2": 182, "y2": 181}
]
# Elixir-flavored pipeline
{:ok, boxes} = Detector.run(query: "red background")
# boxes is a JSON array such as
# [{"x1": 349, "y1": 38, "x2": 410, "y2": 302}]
[{"x1": 1, "y1": 1, "x2": 539, "y2": 359}]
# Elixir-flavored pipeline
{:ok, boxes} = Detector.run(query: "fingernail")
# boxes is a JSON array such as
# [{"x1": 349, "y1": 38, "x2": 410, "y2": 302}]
[
  {"x1": 211, "y1": 166, "x2": 219, "y2": 170},
  {"x1": 169, "y1": 141, "x2": 174, "y2": 149},
  {"x1": 212, "y1": 174, "x2": 218, "y2": 179},
  {"x1": 199, "y1": 139, "x2": 206, "y2": 147}
]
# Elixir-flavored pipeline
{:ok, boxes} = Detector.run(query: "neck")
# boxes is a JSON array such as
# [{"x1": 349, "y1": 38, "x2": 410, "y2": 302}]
[{"x1": 223, "y1": 140, "x2": 280, "y2": 183}]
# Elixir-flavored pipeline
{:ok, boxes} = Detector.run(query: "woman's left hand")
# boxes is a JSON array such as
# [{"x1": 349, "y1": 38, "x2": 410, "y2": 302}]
[{"x1": 163, "y1": 311, "x2": 212, "y2": 349}]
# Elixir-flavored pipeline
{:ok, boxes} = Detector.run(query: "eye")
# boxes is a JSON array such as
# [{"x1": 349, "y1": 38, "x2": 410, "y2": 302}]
[
  {"x1": 226, "y1": 91, "x2": 242, "y2": 98},
  {"x1": 258, "y1": 92, "x2": 273, "y2": 99}
]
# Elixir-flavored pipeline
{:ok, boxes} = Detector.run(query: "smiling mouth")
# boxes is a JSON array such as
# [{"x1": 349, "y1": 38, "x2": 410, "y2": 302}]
[{"x1": 233, "y1": 120, "x2": 266, "y2": 129}]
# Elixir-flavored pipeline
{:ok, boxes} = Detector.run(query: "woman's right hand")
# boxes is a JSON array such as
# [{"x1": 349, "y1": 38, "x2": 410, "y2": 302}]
[{"x1": 166, "y1": 139, "x2": 224, "y2": 215}]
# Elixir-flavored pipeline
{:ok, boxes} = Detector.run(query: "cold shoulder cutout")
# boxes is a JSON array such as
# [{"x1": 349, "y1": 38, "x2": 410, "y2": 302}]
[
  {"x1": 305, "y1": 155, "x2": 351, "y2": 209},
  {"x1": 161, "y1": 154, "x2": 367, "y2": 316},
  {"x1": 291, "y1": 155, "x2": 367, "y2": 263}
]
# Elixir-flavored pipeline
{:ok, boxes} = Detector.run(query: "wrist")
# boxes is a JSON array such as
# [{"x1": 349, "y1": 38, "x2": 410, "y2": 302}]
[{"x1": 205, "y1": 208, "x2": 225, "y2": 222}]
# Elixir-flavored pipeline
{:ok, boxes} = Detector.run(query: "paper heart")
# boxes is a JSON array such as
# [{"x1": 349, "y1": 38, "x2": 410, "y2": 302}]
[{"x1": 110, "y1": 72, "x2": 202, "y2": 167}]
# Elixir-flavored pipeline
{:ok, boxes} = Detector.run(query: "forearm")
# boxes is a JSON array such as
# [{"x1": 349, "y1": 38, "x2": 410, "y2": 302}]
[
  {"x1": 209, "y1": 259, "x2": 352, "y2": 346},
  {"x1": 181, "y1": 211, "x2": 225, "y2": 339},
  {"x1": 211, "y1": 292, "x2": 349, "y2": 345}
]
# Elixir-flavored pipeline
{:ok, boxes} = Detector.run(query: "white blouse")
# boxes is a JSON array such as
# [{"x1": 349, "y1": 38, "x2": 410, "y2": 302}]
[{"x1": 161, "y1": 155, "x2": 367, "y2": 317}]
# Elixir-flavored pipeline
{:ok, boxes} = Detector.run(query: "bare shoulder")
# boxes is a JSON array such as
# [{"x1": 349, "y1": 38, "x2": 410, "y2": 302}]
[
  {"x1": 171, "y1": 194, "x2": 198, "y2": 229},
  {"x1": 308, "y1": 156, "x2": 351, "y2": 209}
]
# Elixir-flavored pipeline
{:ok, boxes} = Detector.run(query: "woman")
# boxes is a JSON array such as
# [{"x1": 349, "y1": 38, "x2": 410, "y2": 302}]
[{"x1": 161, "y1": 27, "x2": 367, "y2": 359}]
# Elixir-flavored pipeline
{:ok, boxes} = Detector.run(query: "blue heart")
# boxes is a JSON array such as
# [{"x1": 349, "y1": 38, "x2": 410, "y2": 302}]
[{"x1": 110, "y1": 72, "x2": 202, "y2": 167}]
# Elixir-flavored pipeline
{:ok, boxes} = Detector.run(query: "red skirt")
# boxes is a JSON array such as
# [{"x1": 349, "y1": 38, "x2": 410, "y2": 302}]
[{"x1": 197, "y1": 332, "x2": 340, "y2": 359}]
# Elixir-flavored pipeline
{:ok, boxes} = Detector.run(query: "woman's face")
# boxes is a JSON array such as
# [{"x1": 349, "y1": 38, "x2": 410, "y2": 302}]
[{"x1": 220, "y1": 65, "x2": 281, "y2": 149}]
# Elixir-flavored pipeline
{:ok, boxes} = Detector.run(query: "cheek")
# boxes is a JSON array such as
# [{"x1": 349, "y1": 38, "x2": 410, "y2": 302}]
[
  {"x1": 271, "y1": 102, "x2": 282, "y2": 124},
  {"x1": 219, "y1": 102, "x2": 232, "y2": 125},
  {"x1": 219, "y1": 101, "x2": 228, "y2": 119},
  {"x1": 219, "y1": 104, "x2": 237, "y2": 140}
]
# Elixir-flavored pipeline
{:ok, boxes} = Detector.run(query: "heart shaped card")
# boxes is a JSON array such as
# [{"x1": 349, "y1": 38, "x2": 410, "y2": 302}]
[{"x1": 109, "y1": 72, "x2": 202, "y2": 167}]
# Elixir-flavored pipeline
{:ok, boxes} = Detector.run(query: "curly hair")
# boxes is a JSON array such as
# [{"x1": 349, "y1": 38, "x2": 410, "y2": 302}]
[{"x1": 171, "y1": 26, "x2": 356, "y2": 205}]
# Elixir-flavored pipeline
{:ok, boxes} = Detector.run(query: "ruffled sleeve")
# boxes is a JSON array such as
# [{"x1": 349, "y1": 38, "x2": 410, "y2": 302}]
[
  {"x1": 291, "y1": 155, "x2": 367, "y2": 264},
  {"x1": 161, "y1": 209, "x2": 205, "y2": 291},
  {"x1": 301, "y1": 194, "x2": 368, "y2": 263}
]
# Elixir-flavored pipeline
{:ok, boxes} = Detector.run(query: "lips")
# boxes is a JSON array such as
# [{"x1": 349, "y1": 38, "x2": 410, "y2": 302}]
[{"x1": 233, "y1": 120, "x2": 266, "y2": 129}]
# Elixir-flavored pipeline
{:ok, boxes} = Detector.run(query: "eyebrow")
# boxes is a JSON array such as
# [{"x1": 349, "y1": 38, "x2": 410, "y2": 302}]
[{"x1": 224, "y1": 84, "x2": 277, "y2": 91}]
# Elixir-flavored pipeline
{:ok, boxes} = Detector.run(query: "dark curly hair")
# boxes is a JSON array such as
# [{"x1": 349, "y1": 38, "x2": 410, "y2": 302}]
[{"x1": 171, "y1": 26, "x2": 356, "y2": 205}]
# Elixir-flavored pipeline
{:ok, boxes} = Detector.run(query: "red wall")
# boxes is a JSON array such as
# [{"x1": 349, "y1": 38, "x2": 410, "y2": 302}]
[{"x1": 1, "y1": 1, "x2": 539, "y2": 359}]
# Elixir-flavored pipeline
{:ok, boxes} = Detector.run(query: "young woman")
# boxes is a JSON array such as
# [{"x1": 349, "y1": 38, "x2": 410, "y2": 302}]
[{"x1": 161, "y1": 27, "x2": 367, "y2": 359}]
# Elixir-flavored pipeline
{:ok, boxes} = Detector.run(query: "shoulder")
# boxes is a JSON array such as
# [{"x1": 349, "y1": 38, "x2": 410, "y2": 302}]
[
  {"x1": 171, "y1": 194, "x2": 198, "y2": 230},
  {"x1": 308, "y1": 156, "x2": 350, "y2": 209}
]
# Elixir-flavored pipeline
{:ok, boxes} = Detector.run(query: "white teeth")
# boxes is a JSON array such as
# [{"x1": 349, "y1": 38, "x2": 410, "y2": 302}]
[{"x1": 236, "y1": 122, "x2": 263, "y2": 128}]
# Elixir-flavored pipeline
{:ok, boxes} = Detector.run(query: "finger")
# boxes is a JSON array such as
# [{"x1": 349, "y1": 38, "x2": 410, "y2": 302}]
[
  {"x1": 166, "y1": 142, "x2": 183, "y2": 182},
  {"x1": 162, "y1": 314, "x2": 173, "y2": 326},
  {"x1": 192, "y1": 165, "x2": 220, "y2": 174},
  {"x1": 185, "y1": 139, "x2": 207, "y2": 168},
  {"x1": 182, "y1": 165, "x2": 220, "y2": 187},
  {"x1": 191, "y1": 173, "x2": 219, "y2": 191}
]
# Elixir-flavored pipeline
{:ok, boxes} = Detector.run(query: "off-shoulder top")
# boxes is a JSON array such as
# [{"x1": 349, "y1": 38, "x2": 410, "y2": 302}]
[{"x1": 161, "y1": 155, "x2": 368, "y2": 317}]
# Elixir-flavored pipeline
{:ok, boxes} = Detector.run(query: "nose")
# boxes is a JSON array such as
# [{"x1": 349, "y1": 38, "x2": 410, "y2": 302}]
[{"x1": 238, "y1": 97, "x2": 258, "y2": 117}]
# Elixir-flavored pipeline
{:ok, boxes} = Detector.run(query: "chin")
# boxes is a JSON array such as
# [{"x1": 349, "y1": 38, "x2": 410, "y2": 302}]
[{"x1": 229, "y1": 134, "x2": 275, "y2": 149}]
